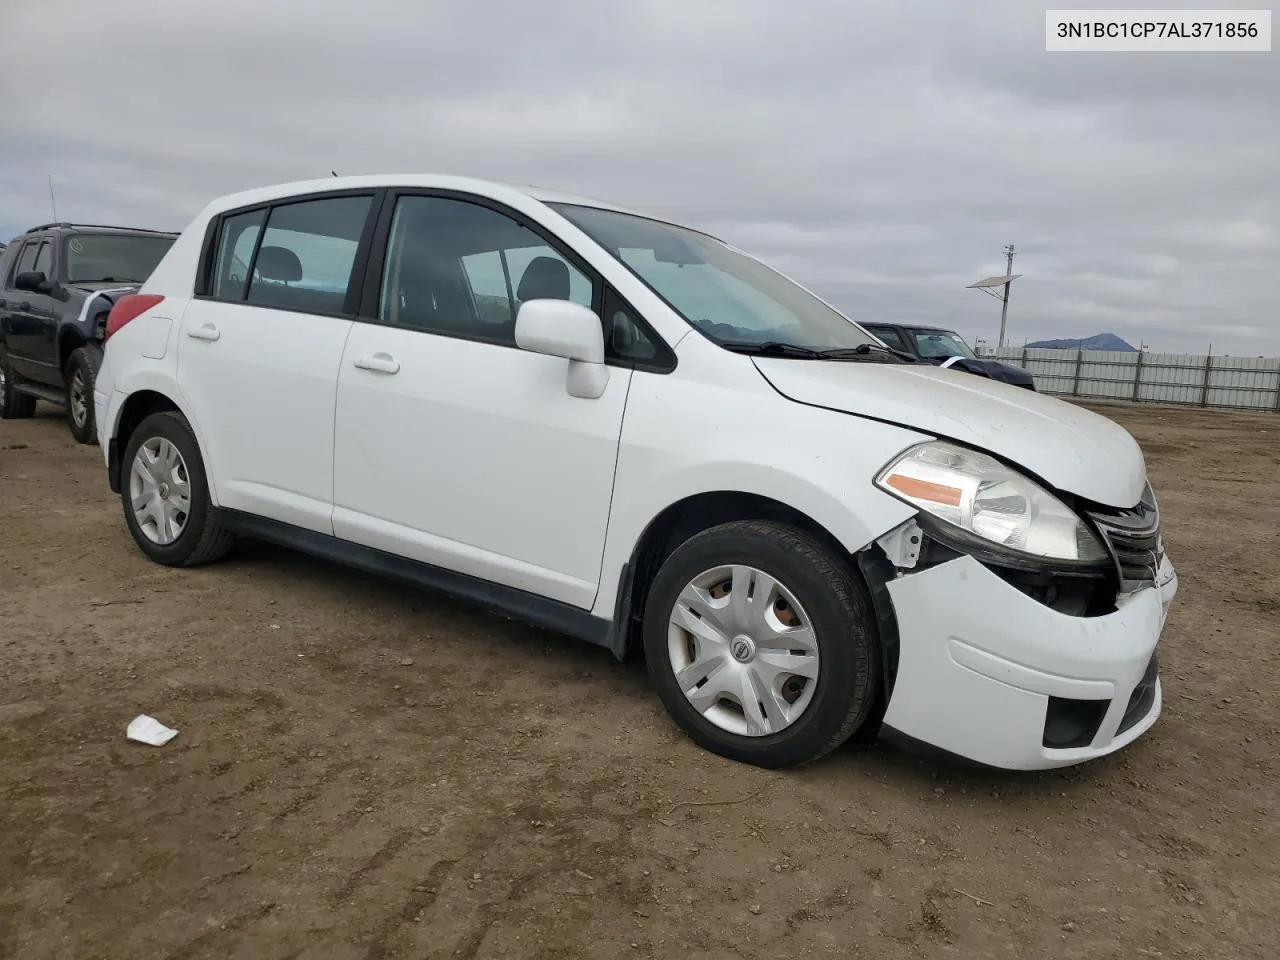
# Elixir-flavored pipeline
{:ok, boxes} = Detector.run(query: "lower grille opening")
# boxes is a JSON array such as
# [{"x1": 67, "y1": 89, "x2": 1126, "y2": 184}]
[
  {"x1": 1043, "y1": 696, "x2": 1110, "y2": 749},
  {"x1": 1117, "y1": 653, "x2": 1159, "y2": 735}
]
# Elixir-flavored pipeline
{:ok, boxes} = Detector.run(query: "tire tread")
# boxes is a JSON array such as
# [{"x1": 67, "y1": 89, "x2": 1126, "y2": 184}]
[{"x1": 66, "y1": 345, "x2": 102, "y2": 444}]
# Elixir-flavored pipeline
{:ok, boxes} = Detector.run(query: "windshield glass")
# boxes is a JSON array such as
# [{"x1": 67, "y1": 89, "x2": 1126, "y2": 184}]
[
  {"x1": 911, "y1": 329, "x2": 976, "y2": 359},
  {"x1": 65, "y1": 233, "x2": 175, "y2": 284},
  {"x1": 550, "y1": 204, "x2": 877, "y2": 352}
]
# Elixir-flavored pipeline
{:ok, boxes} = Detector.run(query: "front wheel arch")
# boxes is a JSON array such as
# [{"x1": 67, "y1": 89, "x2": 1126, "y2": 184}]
[
  {"x1": 58, "y1": 326, "x2": 91, "y2": 374},
  {"x1": 611, "y1": 491, "x2": 862, "y2": 654}
]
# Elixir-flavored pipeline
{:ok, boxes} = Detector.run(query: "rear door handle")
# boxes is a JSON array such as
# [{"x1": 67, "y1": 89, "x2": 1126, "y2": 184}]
[
  {"x1": 353, "y1": 353, "x2": 400, "y2": 375},
  {"x1": 187, "y1": 323, "x2": 221, "y2": 342}
]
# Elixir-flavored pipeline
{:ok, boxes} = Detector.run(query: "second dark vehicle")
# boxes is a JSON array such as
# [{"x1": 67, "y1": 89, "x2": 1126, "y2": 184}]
[
  {"x1": 861, "y1": 322, "x2": 1037, "y2": 390},
  {"x1": 0, "y1": 222, "x2": 177, "y2": 442}
]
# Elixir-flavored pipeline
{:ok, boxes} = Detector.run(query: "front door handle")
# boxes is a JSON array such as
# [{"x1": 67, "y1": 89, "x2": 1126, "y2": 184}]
[
  {"x1": 18, "y1": 301, "x2": 31, "y2": 312},
  {"x1": 187, "y1": 323, "x2": 220, "y2": 342},
  {"x1": 353, "y1": 352, "x2": 400, "y2": 375}
]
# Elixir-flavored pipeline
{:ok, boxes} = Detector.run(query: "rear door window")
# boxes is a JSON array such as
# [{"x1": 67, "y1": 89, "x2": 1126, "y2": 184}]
[{"x1": 244, "y1": 195, "x2": 373, "y2": 315}]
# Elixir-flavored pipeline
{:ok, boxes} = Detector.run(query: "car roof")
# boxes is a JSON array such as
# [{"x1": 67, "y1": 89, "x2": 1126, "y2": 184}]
[
  {"x1": 22, "y1": 222, "x2": 178, "y2": 238},
  {"x1": 200, "y1": 174, "x2": 703, "y2": 235},
  {"x1": 866, "y1": 322, "x2": 962, "y2": 335}
]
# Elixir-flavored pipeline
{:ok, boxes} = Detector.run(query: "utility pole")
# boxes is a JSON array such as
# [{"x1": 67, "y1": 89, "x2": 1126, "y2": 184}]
[
  {"x1": 966, "y1": 247, "x2": 1022, "y2": 351},
  {"x1": 997, "y1": 244, "x2": 1015, "y2": 348},
  {"x1": 47, "y1": 174, "x2": 59, "y2": 221}
]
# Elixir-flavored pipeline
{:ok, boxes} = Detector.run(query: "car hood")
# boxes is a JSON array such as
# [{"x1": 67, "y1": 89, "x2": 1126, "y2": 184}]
[
  {"x1": 69, "y1": 281, "x2": 141, "y2": 296},
  {"x1": 752, "y1": 358, "x2": 1146, "y2": 508},
  {"x1": 937, "y1": 356, "x2": 1032, "y2": 383}
]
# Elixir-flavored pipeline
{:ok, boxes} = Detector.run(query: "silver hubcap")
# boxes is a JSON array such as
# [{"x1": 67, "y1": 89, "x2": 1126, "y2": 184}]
[
  {"x1": 70, "y1": 370, "x2": 87, "y2": 426},
  {"x1": 129, "y1": 438, "x2": 191, "y2": 545},
  {"x1": 667, "y1": 564, "x2": 820, "y2": 737}
]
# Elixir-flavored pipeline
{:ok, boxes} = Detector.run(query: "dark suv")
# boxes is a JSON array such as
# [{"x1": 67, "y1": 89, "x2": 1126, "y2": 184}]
[
  {"x1": 861, "y1": 322, "x2": 1037, "y2": 390},
  {"x1": 0, "y1": 222, "x2": 177, "y2": 442}
]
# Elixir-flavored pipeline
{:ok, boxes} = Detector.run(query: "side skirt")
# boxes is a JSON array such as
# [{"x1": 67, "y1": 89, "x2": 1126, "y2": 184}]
[{"x1": 211, "y1": 508, "x2": 617, "y2": 652}]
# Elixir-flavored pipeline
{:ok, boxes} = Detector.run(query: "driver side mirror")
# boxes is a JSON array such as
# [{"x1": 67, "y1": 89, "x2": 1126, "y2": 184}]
[
  {"x1": 514, "y1": 299, "x2": 610, "y2": 399},
  {"x1": 14, "y1": 270, "x2": 53, "y2": 294}
]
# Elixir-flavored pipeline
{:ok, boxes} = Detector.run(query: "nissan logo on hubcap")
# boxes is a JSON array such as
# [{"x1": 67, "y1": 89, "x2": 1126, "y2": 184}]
[{"x1": 731, "y1": 636, "x2": 756, "y2": 663}]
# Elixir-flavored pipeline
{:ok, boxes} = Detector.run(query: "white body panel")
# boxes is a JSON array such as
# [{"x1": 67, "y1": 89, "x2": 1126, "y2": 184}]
[
  {"x1": 97, "y1": 172, "x2": 1179, "y2": 772},
  {"x1": 751, "y1": 357, "x2": 1148, "y2": 508},
  {"x1": 332, "y1": 323, "x2": 632, "y2": 608},
  {"x1": 176, "y1": 300, "x2": 353, "y2": 534},
  {"x1": 883, "y1": 552, "x2": 1177, "y2": 770},
  {"x1": 589, "y1": 333, "x2": 925, "y2": 619},
  {"x1": 95, "y1": 304, "x2": 210, "y2": 478}
]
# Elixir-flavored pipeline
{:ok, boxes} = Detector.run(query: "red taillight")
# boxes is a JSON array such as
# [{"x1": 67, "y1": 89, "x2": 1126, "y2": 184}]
[{"x1": 104, "y1": 294, "x2": 165, "y2": 340}]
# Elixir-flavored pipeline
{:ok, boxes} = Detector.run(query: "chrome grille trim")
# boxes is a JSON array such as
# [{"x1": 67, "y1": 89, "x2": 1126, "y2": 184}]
[{"x1": 1085, "y1": 484, "x2": 1164, "y2": 591}]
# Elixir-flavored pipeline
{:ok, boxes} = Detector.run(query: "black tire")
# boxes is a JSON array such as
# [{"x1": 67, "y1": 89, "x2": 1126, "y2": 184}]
[
  {"x1": 120, "y1": 411, "x2": 236, "y2": 567},
  {"x1": 0, "y1": 346, "x2": 37, "y2": 420},
  {"x1": 643, "y1": 519, "x2": 879, "y2": 769},
  {"x1": 65, "y1": 344, "x2": 102, "y2": 444}
]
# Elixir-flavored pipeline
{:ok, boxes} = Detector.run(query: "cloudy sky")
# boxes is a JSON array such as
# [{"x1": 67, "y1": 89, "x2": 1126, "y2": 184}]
[{"x1": 2, "y1": 0, "x2": 1276, "y2": 353}]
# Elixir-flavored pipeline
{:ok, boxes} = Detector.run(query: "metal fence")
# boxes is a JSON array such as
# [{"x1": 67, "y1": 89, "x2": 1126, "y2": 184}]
[{"x1": 976, "y1": 347, "x2": 1280, "y2": 413}]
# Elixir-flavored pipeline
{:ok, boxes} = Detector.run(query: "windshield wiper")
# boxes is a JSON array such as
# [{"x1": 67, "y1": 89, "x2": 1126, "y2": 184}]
[
  {"x1": 721, "y1": 340, "x2": 917, "y2": 363},
  {"x1": 816, "y1": 343, "x2": 919, "y2": 362},
  {"x1": 719, "y1": 341, "x2": 827, "y2": 358},
  {"x1": 96, "y1": 277, "x2": 141, "y2": 283}
]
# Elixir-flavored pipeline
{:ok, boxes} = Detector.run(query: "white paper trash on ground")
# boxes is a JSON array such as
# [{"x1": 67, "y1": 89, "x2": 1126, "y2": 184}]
[{"x1": 127, "y1": 714, "x2": 178, "y2": 747}]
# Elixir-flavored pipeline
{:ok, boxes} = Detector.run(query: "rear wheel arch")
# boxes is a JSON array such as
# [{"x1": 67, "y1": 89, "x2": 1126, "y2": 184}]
[{"x1": 111, "y1": 390, "x2": 214, "y2": 496}]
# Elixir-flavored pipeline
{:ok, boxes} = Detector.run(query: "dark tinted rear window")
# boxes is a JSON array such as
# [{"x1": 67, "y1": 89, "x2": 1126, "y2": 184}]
[{"x1": 66, "y1": 233, "x2": 175, "y2": 284}]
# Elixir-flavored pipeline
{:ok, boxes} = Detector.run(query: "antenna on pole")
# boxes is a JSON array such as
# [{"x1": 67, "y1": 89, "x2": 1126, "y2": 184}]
[
  {"x1": 966, "y1": 244, "x2": 1021, "y2": 348},
  {"x1": 47, "y1": 174, "x2": 59, "y2": 221}
]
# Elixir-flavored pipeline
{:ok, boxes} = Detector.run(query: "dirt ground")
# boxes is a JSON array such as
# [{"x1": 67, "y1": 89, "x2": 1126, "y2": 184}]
[{"x1": 1, "y1": 398, "x2": 1277, "y2": 960}]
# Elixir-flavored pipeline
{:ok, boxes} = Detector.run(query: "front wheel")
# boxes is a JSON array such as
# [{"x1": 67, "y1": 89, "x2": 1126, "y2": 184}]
[
  {"x1": 66, "y1": 345, "x2": 102, "y2": 444},
  {"x1": 643, "y1": 519, "x2": 880, "y2": 769},
  {"x1": 120, "y1": 411, "x2": 236, "y2": 566}
]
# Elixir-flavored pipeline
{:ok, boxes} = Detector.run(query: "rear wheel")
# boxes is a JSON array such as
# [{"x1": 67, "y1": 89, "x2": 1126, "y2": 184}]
[
  {"x1": 120, "y1": 411, "x2": 236, "y2": 566},
  {"x1": 65, "y1": 345, "x2": 102, "y2": 444},
  {"x1": 0, "y1": 347, "x2": 37, "y2": 420},
  {"x1": 643, "y1": 519, "x2": 880, "y2": 769}
]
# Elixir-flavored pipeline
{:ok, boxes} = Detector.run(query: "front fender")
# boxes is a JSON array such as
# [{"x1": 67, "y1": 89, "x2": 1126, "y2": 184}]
[
  {"x1": 589, "y1": 376, "x2": 931, "y2": 621},
  {"x1": 67, "y1": 286, "x2": 139, "y2": 344}
]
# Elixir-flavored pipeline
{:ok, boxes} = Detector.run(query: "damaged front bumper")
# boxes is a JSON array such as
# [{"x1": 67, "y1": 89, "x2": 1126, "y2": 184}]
[{"x1": 879, "y1": 547, "x2": 1178, "y2": 771}]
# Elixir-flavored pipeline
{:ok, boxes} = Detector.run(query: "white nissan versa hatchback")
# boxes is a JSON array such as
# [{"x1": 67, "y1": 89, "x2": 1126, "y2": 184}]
[{"x1": 94, "y1": 175, "x2": 1178, "y2": 771}]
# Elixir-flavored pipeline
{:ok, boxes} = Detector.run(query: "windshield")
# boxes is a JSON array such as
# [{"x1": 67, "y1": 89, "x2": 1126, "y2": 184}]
[
  {"x1": 65, "y1": 233, "x2": 175, "y2": 284},
  {"x1": 550, "y1": 204, "x2": 878, "y2": 352},
  {"x1": 911, "y1": 329, "x2": 976, "y2": 360}
]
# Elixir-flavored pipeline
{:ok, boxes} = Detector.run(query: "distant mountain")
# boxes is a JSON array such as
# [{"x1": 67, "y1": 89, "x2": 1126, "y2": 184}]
[{"x1": 1026, "y1": 333, "x2": 1136, "y2": 352}]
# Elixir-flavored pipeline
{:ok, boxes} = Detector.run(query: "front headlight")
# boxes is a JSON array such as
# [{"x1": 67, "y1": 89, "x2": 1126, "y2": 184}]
[{"x1": 875, "y1": 441, "x2": 1109, "y2": 563}]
